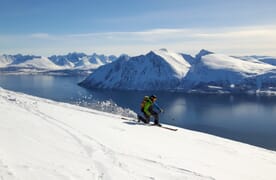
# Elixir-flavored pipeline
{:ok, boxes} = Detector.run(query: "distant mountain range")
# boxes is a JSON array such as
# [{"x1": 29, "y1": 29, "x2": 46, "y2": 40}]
[
  {"x1": 0, "y1": 53, "x2": 117, "y2": 75},
  {"x1": 79, "y1": 49, "x2": 276, "y2": 94},
  {"x1": 1, "y1": 49, "x2": 276, "y2": 94},
  {"x1": 48, "y1": 53, "x2": 117, "y2": 69}
]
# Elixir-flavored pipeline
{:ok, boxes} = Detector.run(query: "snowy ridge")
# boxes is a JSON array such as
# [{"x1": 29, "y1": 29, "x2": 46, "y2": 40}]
[{"x1": 1, "y1": 88, "x2": 276, "y2": 180}]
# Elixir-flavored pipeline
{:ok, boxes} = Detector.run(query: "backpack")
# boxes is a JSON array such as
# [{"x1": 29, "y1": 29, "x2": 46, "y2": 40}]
[{"x1": 140, "y1": 96, "x2": 149, "y2": 110}]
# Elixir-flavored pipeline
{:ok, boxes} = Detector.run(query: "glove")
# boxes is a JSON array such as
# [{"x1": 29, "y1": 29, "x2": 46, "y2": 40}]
[{"x1": 160, "y1": 109, "x2": 164, "y2": 113}]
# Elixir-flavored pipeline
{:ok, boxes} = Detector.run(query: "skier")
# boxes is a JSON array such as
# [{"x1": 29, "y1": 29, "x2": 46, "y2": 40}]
[{"x1": 138, "y1": 95, "x2": 163, "y2": 126}]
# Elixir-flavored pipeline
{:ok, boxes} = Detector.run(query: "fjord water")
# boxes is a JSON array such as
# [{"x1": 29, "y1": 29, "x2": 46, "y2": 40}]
[{"x1": 1, "y1": 75, "x2": 276, "y2": 150}]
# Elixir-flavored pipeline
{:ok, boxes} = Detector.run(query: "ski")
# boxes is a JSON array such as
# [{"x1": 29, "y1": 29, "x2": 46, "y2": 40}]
[
  {"x1": 121, "y1": 117, "x2": 178, "y2": 131},
  {"x1": 159, "y1": 126, "x2": 178, "y2": 131},
  {"x1": 151, "y1": 124, "x2": 178, "y2": 131},
  {"x1": 121, "y1": 117, "x2": 137, "y2": 122}
]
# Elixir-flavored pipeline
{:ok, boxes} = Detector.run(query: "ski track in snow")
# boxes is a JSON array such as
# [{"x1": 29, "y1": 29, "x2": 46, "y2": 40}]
[{"x1": 0, "y1": 91, "x2": 213, "y2": 180}]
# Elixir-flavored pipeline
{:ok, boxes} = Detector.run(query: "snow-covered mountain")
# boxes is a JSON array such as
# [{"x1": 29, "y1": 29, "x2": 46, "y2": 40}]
[
  {"x1": 49, "y1": 52, "x2": 117, "y2": 69},
  {"x1": 1, "y1": 88, "x2": 276, "y2": 180},
  {"x1": 79, "y1": 49, "x2": 191, "y2": 90},
  {"x1": 12, "y1": 56, "x2": 61, "y2": 70},
  {"x1": 183, "y1": 50, "x2": 276, "y2": 92},
  {"x1": 0, "y1": 54, "x2": 39, "y2": 67},
  {"x1": 0, "y1": 54, "x2": 61, "y2": 70},
  {"x1": 80, "y1": 49, "x2": 276, "y2": 94}
]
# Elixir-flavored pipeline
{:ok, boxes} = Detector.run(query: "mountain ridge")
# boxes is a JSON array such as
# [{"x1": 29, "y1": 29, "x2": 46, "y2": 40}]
[{"x1": 79, "y1": 49, "x2": 276, "y2": 94}]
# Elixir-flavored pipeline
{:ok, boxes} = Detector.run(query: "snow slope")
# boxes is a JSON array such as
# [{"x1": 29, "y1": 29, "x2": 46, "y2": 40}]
[
  {"x1": 1, "y1": 88, "x2": 276, "y2": 180},
  {"x1": 80, "y1": 49, "x2": 191, "y2": 90}
]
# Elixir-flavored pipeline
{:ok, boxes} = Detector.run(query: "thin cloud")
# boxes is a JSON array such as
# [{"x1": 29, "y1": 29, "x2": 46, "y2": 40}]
[
  {"x1": 195, "y1": 26, "x2": 276, "y2": 39},
  {"x1": 1, "y1": 25, "x2": 276, "y2": 56},
  {"x1": 65, "y1": 26, "x2": 276, "y2": 42},
  {"x1": 30, "y1": 33, "x2": 51, "y2": 39}
]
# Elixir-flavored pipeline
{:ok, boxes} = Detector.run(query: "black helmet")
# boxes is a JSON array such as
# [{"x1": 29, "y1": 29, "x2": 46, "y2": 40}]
[{"x1": 150, "y1": 95, "x2": 157, "y2": 100}]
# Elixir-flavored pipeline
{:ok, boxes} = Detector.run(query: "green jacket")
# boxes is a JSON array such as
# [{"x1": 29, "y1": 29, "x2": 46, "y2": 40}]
[{"x1": 143, "y1": 99, "x2": 153, "y2": 116}]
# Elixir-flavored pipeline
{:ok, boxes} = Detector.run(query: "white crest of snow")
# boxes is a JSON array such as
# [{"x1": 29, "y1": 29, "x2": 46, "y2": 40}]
[
  {"x1": 152, "y1": 49, "x2": 191, "y2": 78},
  {"x1": 1, "y1": 88, "x2": 276, "y2": 180}
]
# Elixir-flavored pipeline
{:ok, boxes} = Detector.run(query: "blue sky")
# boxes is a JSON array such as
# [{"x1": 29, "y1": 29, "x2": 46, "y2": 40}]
[{"x1": 0, "y1": 0, "x2": 276, "y2": 56}]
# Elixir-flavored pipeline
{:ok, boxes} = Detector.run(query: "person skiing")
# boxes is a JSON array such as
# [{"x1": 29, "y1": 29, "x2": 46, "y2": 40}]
[{"x1": 138, "y1": 95, "x2": 163, "y2": 126}]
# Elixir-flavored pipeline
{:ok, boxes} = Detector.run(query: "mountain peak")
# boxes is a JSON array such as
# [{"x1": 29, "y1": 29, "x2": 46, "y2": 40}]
[
  {"x1": 148, "y1": 48, "x2": 170, "y2": 55},
  {"x1": 195, "y1": 49, "x2": 213, "y2": 60}
]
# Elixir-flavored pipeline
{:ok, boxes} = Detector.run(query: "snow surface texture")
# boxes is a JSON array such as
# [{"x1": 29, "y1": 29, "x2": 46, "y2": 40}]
[
  {"x1": 1, "y1": 88, "x2": 276, "y2": 180},
  {"x1": 80, "y1": 49, "x2": 276, "y2": 94}
]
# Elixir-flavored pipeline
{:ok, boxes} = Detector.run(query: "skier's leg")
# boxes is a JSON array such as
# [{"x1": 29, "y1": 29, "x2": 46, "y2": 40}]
[
  {"x1": 137, "y1": 114, "x2": 143, "y2": 122},
  {"x1": 144, "y1": 113, "x2": 150, "y2": 124},
  {"x1": 138, "y1": 111, "x2": 150, "y2": 124},
  {"x1": 150, "y1": 110, "x2": 160, "y2": 125}
]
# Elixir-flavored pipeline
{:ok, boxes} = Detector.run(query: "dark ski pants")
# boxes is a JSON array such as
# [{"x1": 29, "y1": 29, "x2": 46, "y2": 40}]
[{"x1": 139, "y1": 108, "x2": 159, "y2": 125}]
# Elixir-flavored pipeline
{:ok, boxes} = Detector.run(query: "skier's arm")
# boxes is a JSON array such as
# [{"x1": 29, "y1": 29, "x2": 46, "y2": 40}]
[{"x1": 153, "y1": 102, "x2": 163, "y2": 113}]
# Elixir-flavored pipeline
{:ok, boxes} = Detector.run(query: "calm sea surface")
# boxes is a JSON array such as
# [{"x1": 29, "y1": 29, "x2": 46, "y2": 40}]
[{"x1": 1, "y1": 75, "x2": 276, "y2": 151}]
